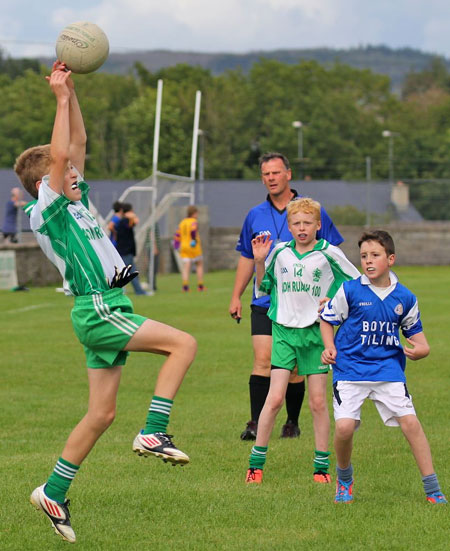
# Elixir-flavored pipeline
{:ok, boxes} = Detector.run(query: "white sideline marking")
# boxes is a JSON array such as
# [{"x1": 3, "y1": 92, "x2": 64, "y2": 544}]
[{"x1": 6, "y1": 303, "x2": 54, "y2": 314}]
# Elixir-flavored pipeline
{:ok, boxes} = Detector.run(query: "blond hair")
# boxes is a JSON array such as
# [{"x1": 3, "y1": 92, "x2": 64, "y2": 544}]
[
  {"x1": 14, "y1": 144, "x2": 52, "y2": 199},
  {"x1": 287, "y1": 197, "x2": 321, "y2": 222}
]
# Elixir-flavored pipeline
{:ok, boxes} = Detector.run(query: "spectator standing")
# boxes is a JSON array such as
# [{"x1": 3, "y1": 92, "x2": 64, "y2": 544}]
[
  {"x1": 2, "y1": 187, "x2": 26, "y2": 242},
  {"x1": 173, "y1": 205, "x2": 205, "y2": 292},
  {"x1": 115, "y1": 202, "x2": 149, "y2": 295},
  {"x1": 107, "y1": 201, "x2": 123, "y2": 247}
]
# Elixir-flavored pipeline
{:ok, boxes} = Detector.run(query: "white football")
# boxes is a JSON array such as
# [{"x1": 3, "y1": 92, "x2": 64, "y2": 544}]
[{"x1": 55, "y1": 21, "x2": 109, "y2": 74}]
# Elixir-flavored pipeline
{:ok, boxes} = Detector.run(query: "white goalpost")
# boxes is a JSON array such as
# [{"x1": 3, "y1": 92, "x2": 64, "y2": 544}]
[{"x1": 95, "y1": 79, "x2": 202, "y2": 295}]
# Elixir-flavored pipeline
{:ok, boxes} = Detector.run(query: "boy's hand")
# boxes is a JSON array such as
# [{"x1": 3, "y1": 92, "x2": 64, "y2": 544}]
[
  {"x1": 403, "y1": 337, "x2": 430, "y2": 361},
  {"x1": 251, "y1": 234, "x2": 273, "y2": 263},
  {"x1": 110, "y1": 265, "x2": 139, "y2": 288},
  {"x1": 46, "y1": 68, "x2": 72, "y2": 100},
  {"x1": 46, "y1": 60, "x2": 74, "y2": 90},
  {"x1": 321, "y1": 347, "x2": 337, "y2": 365},
  {"x1": 318, "y1": 297, "x2": 330, "y2": 313}
]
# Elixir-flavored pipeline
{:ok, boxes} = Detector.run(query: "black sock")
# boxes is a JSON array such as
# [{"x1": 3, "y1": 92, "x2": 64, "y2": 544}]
[
  {"x1": 249, "y1": 375, "x2": 270, "y2": 422},
  {"x1": 284, "y1": 380, "x2": 305, "y2": 426}
]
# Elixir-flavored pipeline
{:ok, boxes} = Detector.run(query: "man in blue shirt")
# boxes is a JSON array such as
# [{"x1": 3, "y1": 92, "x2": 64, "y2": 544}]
[{"x1": 229, "y1": 152, "x2": 343, "y2": 440}]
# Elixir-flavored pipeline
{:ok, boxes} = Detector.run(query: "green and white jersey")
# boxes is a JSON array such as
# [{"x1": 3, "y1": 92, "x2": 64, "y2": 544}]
[
  {"x1": 24, "y1": 177, "x2": 125, "y2": 296},
  {"x1": 257, "y1": 239, "x2": 360, "y2": 328}
]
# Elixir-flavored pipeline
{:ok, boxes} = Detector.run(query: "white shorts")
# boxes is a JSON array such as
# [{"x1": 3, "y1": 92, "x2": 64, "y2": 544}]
[
  {"x1": 181, "y1": 255, "x2": 202, "y2": 263},
  {"x1": 333, "y1": 381, "x2": 416, "y2": 427}
]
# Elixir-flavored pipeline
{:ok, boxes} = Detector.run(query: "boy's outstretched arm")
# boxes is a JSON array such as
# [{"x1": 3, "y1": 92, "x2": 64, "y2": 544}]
[
  {"x1": 66, "y1": 66, "x2": 87, "y2": 176},
  {"x1": 320, "y1": 319, "x2": 337, "y2": 365},
  {"x1": 47, "y1": 61, "x2": 87, "y2": 176},
  {"x1": 47, "y1": 67, "x2": 72, "y2": 196},
  {"x1": 403, "y1": 332, "x2": 430, "y2": 361}
]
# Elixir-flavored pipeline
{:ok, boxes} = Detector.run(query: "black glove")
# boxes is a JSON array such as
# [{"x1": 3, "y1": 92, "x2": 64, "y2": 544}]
[{"x1": 110, "y1": 265, "x2": 139, "y2": 288}]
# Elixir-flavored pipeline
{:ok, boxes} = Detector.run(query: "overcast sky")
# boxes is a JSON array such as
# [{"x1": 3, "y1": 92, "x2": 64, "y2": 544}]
[{"x1": 1, "y1": 0, "x2": 449, "y2": 59}]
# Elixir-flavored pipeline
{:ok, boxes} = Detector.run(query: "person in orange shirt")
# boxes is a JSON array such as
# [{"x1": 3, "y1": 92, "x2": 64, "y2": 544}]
[{"x1": 173, "y1": 205, "x2": 204, "y2": 292}]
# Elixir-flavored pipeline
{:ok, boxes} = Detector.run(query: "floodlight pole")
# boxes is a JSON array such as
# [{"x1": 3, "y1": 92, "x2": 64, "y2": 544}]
[
  {"x1": 382, "y1": 130, "x2": 399, "y2": 183},
  {"x1": 365, "y1": 156, "x2": 371, "y2": 227},
  {"x1": 292, "y1": 120, "x2": 304, "y2": 179}
]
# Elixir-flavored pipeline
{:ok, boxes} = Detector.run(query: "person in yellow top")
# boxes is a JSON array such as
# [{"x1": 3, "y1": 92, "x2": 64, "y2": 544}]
[{"x1": 173, "y1": 205, "x2": 204, "y2": 291}]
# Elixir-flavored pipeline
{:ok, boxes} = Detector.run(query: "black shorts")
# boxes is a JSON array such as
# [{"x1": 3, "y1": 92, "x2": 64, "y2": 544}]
[{"x1": 251, "y1": 305, "x2": 272, "y2": 336}]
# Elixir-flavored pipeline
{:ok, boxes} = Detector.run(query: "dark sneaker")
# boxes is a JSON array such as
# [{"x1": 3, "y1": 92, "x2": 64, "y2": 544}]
[
  {"x1": 280, "y1": 420, "x2": 301, "y2": 438},
  {"x1": 246, "y1": 468, "x2": 263, "y2": 484},
  {"x1": 240, "y1": 420, "x2": 257, "y2": 440},
  {"x1": 133, "y1": 431, "x2": 189, "y2": 465},
  {"x1": 30, "y1": 484, "x2": 76, "y2": 543}
]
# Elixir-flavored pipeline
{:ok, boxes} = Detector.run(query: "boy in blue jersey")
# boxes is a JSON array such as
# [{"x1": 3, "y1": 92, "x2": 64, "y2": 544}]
[
  {"x1": 230, "y1": 152, "x2": 343, "y2": 441},
  {"x1": 245, "y1": 198, "x2": 359, "y2": 485},
  {"x1": 15, "y1": 62, "x2": 197, "y2": 543},
  {"x1": 320, "y1": 230, "x2": 446, "y2": 504}
]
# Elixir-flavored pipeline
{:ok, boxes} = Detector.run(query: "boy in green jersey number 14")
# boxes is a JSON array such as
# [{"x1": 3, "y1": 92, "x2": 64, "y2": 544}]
[
  {"x1": 15, "y1": 61, "x2": 197, "y2": 543},
  {"x1": 246, "y1": 198, "x2": 360, "y2": 485}
]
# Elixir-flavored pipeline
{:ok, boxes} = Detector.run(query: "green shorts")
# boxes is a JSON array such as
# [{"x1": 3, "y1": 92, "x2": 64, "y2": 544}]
[
  {"x1": 71, "y1": 288, "x2": 147, "y2": 369},
  {"x1": 271, "y1": 322, "x2": 330, "y2": 376}
]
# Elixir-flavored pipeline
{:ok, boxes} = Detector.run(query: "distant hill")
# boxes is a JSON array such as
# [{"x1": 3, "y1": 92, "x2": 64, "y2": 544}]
[{"x1": 38, "y1": 45, "x2": 450, "y2": 91}]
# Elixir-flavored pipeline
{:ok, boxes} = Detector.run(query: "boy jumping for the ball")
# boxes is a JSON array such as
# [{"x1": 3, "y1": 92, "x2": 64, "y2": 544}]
[
  {"x1": 320, "y1": 230, "x2": 447, "y2": 505},
  {"x1": 16, "y1": 62, "x2": 197, "y2": 543}
]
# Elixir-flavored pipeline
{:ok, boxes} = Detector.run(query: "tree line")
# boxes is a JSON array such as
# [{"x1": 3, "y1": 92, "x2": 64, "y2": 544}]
[{"x1": 0, "y1": 51, "x2": 449, "y2": 218}]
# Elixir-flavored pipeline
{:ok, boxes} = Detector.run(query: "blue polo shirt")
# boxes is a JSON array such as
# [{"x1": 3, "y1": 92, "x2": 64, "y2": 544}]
[
  {"x1": 236, "y1": 190, "x2": 344, "y2": 308},
  {"x1": 320, "y1": 274, "x2": 423, "y2": 383}
]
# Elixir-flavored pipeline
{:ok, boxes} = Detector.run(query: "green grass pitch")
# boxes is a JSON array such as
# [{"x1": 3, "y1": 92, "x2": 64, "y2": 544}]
[{"x1": 0, "y1": 267, "x2": 448, "y2": 550}]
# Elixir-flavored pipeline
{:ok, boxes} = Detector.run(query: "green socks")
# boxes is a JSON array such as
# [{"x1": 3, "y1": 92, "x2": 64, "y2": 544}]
[
  {"x1": 143, "y1": 395, "x2": 173, "y2": 434},
  {"x1": 249, "y1": 447, "x2": 330, "y2": 474},
  {"x1": 45, "y1": 457, "x2": 80, "y2": 503},
  {"x1": 314, "y1": 450, "x2": 331, "y2": 474},
  {"x1": 249, "y1": 446, "x2": 268, "y2": 470}
]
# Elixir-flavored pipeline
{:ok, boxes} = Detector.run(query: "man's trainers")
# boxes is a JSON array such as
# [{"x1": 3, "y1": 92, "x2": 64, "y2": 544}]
[
  {"x1": 335, "y1": 478, "x2": 354, "y2": 503},
  {"x1": 280, "y1": 420, "x2": 301, "y2": 438},
  {"x1": 30, "y1": 484, "x2": 76, "y2": 543},
  {"x1": 246, "y1": 468, "x2": 263, "y2": 484},
  {"x1": 240, "y1": 420, "x2": 257, "y2": 440},
  {"x1": 133, "y1": 431, "x2": 189, "y2": 465},
  {"x1": 314, "y1": 472, "x2": 332, "y2": 483},
  {"x1": 426, "y1": 492, "x2": 447, "y2": 504}
]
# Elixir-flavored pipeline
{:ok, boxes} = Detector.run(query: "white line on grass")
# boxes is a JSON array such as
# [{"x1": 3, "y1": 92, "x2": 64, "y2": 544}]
[{"x1": 6, "y1": 303, "x2": 55, "y2": 314}]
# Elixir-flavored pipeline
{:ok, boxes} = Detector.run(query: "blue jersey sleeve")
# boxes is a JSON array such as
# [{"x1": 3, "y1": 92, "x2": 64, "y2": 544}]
[
  {"x1": 317, "y1": 207, "x2": 343, "y2": 246},
  {"x1": 236, "y1": 211, "x2": 255, "y2": 259},
  {"x1": 400, "y1": 296, "x2": 423, "y2": 338}
]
